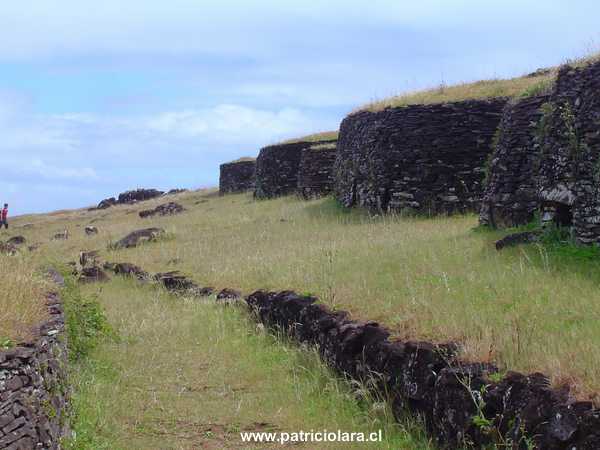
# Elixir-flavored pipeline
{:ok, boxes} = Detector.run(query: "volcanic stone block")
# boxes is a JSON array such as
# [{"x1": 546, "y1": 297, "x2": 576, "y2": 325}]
[
  {"x1": 219, "y1": 158, "x2": 256, "y2": 194},
  {"x1": 334, "y1": 99, "x2": 507, "y2": 214},
  {"x1": 255, "y1": 139, "x2": 337, "y2": 199},
  {"x1": 297, "y1": 142, "x2": 338, "y2": 198}
]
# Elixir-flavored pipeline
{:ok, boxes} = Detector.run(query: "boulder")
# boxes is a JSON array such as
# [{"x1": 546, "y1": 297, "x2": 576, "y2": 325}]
[
  {"x1": 117, "y1": 188, "x2": 164, "y2": 204},
  {"x1": 78, "y1": 266, "x2": 109, "y2": 283},
  {"x1": 79, "y1": 250, "x2": 100, "y2": 268},
  {"x1": 216, "y1": 288, "x2": 242, "y2": 302},
  {"x1": 495, "y1": 230, "x2": 542, "y2": 250},
  {"x1": 52, "y1": 230, "x2": 69, "y2": 240},
  {"x1": 0, "y1": 241, "x2": 18, "y2": 255},
  {"x1": 6, "y1": 236, "x2": 26, "y2": 245},
  {"x1": 96, "y1": 197, "x2": 117, "y2": 209},
  {"x1": 84, "y1": 226, "x2": 98, "y2": 235},
  {"x1": 139, "y1": 202, "x2": 186, "y2": 219},
  {"x1": 113, "y1": 228, "x2": 165, "y2": 249}
]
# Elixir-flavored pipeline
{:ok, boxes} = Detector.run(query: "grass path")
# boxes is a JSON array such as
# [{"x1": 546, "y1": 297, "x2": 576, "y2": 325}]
[{"x1": 66, "y1": 278, "x2": 435, "y2": 449}]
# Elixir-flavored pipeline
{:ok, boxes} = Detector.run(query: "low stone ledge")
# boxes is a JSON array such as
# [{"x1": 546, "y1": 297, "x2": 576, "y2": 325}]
[{"x1": 244, "y1": 290, "x2": 600, "y2": 449}]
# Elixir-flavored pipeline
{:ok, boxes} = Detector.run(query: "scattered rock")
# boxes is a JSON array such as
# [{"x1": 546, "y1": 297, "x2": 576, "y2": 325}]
[
  {"x1": 154, "y1": 271, "x2": 214, "y2": 297},
  {"x1": 6, "y1": 235, "x2": 26, "y2": 245},
  {"x1": 165, "y1": 188, "x2": 188, "y2": 195},
  {"x1": 216, "y1": 288, "x2": 242, "y2": 302},
  {"x1": 495, "y1": 230, "x2": 542, "y2": 250},
  {"x1": 118, "y1": 188, "x2": 164, "y2": 204},
  {"x1": 167, "y1": 258, "x2": 182, "y2": 265},
  {"x1": 78, "y1": 266, "x2": 110, "y2": 283},
  {"x1": 46, "y1": 268, "x2": 65, "y2": 286},
  {"x1": 0, "y1": 241, "x2": 18, "y2": 255},
  {"x1": 112, "y1": 227, "x2": 165, "y2": 249},
  {"x1": 52, "y1": 230, "x2": 69, "y2": 240},
  {"x1": 84, "y1": 226, "x2": 98, "y2": 235},
  {"x1": 139, "y1": 202, "x2": 186, "y2": 218},
  {"x1": 79, "y1": 250, "x2": 100, "y2": 268},
  {"x1": 27, "y1": 243, "x2": 41, "y2": 252},
  {"x1": 96, "y1": 197, "x2": 117, "y2": 210}
]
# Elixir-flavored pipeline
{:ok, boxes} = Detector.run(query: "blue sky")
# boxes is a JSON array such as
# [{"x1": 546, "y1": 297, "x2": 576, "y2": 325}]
[{"x1": 1, "y1": 0, "x2": 599, "y2": 215}]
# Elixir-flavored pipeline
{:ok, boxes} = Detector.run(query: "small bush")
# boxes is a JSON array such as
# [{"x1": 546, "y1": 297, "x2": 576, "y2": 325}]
[{"x1": 62, "y1": 276, "x2": 113, "y2": 362}]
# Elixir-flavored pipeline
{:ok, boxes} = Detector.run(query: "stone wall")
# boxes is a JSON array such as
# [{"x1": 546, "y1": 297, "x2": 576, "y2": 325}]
[
  {"x1": 219, "y1": 159, "x2": 256, "y2": 194},
  {"x1": 297, "y1": 142, "x2": 337, "y2": 199},
  {"x1": 0, "y1": 292, "x2": 68, "y2": 449},
  {"x1": 334, "y1": 99, "x2": 507, "y2": 214},
  {"x1": 246, "y1": 290, "x2": 600, "y2": 449},
  {"x1": 480, "y1": 95, "x2": 550, "y2": 227},
  {"x1": 254, "y1": 139, "x2": 336, "y2": 199},
  {"x1": 480, "y1": 59, "x2": 600, "y2": 244}
]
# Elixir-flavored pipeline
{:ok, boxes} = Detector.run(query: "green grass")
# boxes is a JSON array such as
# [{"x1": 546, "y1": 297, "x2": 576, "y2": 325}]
[
  {"x1": 65, "y1": 278, "x2": 436, "y2": 449},
  {"x1": 10, "y1": 190, "x2": 600, "y2": 399}
]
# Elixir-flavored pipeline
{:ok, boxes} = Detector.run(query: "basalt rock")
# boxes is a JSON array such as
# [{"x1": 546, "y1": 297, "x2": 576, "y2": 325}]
[
  {"x1": 219, "y1": 159, "x2": 256, "y2": 194},
  {"x1": 154, "y1": 271, "x2": 214, "y2": 297},
  {"x1": 138, "y1": 202, "x2": 186, "y2": 218},
  {"x1": 297, "y1": 142, "x2": 338, "y2": 198},
  {"x1": 0, "y1": 241, "x2": 18, "y2": 255},
  {"x1": 78, "y1": 266, "x2": 109, "y2": 283},
  {"x1": 112, "y1": 227, "x2": 165, "y2": 249},
  {"x1": 6, "y1": 236, "x2": 26, "y2": 246},
  {"x1": 117, "y1": 188, "x2": 164, "y2": 204},
  {"x1": 0, "y1": 292, "x2": 69, "y2": 449},
  {"x1": 255, "y1": 139, "x2": 337, "y2": 199},
  {"x1": 96, "y1": 197, "x2": 117, "y2": 210},
  {"x1": 84, "y1": 226, "x2": 98, "y2": 235},
  {"x1": 216, "y1": 288, "x2": 242, "y2": 302},
  {"x1": 79, "y1": 250, "x2": 100, "y2": 267},
  {"x1": 51, "y1": 230, "x2": 69, "y2": 241},
  {"x1": 105, "y1": 262, "x2": 150, "y2": 281},
  {"x1": 495, "y1": 230, "x2": 542, "y2": 250},
  {"x1": 245, "y1": 289, "x2": 600, "y2": 449},
  {"x1": 334, "y1": 99, "x2": 507, "y2": 214}
]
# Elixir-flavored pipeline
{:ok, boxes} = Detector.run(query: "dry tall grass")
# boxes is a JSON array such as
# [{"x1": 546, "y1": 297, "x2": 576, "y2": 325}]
[
  {"x1": 9, "y1": 190, "x2": 600, "y2": 398},
  {"x1": 361, "y1": 71, "x2": 556, "y2": 112},
  {"x1": 0, "y1": 255, "x2": 49, "y2": 343}
]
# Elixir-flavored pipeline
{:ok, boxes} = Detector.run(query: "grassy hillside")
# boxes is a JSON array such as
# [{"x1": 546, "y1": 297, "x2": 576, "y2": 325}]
[
  {"x1": 66, "y1": 278, "x2": 432, "y2": 449},
  {"x1": 0, "y1": 256, "x2": 49, "y2": 345},
  {"x1": 6, "y1": 190, "x2": 600, "y2": 400}
]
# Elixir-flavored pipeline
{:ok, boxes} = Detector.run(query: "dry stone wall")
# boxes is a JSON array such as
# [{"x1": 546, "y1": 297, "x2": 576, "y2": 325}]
[
  {"x1": 0, "y1": 292, "x2": 68, "y2": 450},
  {"x1": 297, "y1": 142, "x2": 338, "y2": 198},
  {"x1": 254, "y1": 139, "x2": 336, "y2": 199},
  {"x1": 246, "y1": 290, "x2": 600, "y2": 450},
  {"x1": 334, "y1": 99, "x2": 507, "y2": 214},
  {"x1": 219, "y1": 159, "x2": 256, "y2": 194},
  {"x1": 480, "y1": 59, "x2": 600, "y2": 244},
  {"x1": 480, "y1": 94, "x2": 550, "y2": 227}
]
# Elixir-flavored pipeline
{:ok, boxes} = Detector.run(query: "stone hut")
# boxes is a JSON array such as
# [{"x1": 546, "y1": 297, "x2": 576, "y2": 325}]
[
  {"x1": 219, "y1": 158, "x2": 256, "y2": 194},
  {"x1": 254, "y1": 133, "x2": 337, "y2": 199},
  {"x1": 297, "y1": 141, "x2": 338, "y2": 198},
  {"x1": 481, "y1": 59, "x2": 600, "y2": 244},
  {"x1": 334, "y1": 99, "x2": 507, "y2": 214}
]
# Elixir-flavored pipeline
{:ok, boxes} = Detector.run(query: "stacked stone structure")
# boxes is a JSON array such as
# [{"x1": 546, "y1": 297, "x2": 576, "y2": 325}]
[
  {"x1": 0, "y1": 292, "x2": 68, "y2": 449},
  {"x1": 297, "y1": 142, "x2": 338, "y2": 198},
  {"x1": 219, "y1": 158, "x2": 256, "y2": 194},
  {"x1": 334, "y1": 99, "x2": 507, "y2": 213},
  {"x1": 481, "y1": 59, "x2": 600, "y2": 244}
]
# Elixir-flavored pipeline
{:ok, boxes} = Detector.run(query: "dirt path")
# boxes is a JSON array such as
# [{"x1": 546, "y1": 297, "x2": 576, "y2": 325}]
[{"x1": 67, "y1": 278, "x2": 434, "y2": 449}]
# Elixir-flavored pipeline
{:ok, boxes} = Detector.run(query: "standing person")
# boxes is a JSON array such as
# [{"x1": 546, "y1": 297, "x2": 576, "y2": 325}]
[{"x1": 1, "y1": 204, "x2": 8, "y2": 229}]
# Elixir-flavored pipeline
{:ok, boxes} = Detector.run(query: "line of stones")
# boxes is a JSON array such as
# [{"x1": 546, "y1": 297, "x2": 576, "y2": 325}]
[
  {"x1": 0, "y1": 271, "x2": 68, "y2": 450},
  {"x1": 100, "y1": 262, "x2": 600, "y2": 449}
]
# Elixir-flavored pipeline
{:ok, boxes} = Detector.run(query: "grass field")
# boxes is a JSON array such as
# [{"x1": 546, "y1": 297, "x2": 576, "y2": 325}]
[
  {"x1": 280, "y1": 131, "x2": 339, "y2": 144},
  {"x1": 65, "y1": 277, "x2": 434, "y2": 449},
  {"x1": 0, "y1": 255, "x2": 49, "y2": 345},
  {"x1": 5, "y1": 190, "x2": 600, "y2": 401}
]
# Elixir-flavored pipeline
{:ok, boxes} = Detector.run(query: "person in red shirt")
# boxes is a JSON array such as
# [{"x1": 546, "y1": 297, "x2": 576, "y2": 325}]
[{"x1": 1, "y1": 204, "x2": 8, "y2": 229}]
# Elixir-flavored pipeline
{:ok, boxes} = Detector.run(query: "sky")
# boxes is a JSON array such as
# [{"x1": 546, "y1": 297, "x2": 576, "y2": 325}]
[{"x1": 1, "y1": 1, "x2": 600, "y2": 215}]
